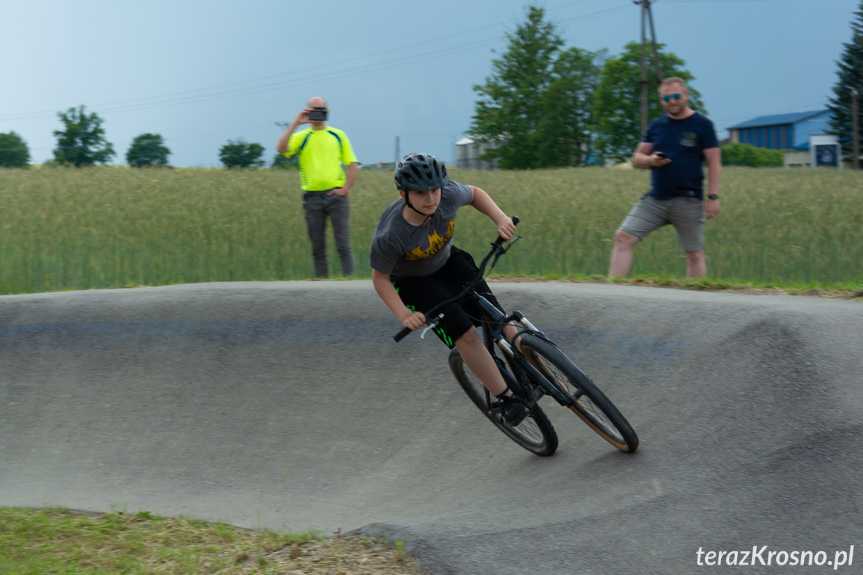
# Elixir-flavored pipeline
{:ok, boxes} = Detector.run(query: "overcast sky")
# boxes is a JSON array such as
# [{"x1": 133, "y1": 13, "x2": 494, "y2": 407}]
[{"x1": 1, "y1": 0, "x2": 858, "y2": 167}]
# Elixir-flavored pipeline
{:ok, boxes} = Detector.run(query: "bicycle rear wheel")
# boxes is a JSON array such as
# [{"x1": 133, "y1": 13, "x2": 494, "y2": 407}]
[
  {"x1": 449, "y1": 348, "x2": 558, "y2": 456},
  {"x1": 519, "y1": 334, "x2": 639, "y2": 453}
]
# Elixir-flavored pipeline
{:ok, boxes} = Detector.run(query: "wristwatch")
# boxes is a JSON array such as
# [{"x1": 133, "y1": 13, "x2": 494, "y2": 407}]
[{"x1": 708, "y1": 194, "x2": 719, "y2": 200}]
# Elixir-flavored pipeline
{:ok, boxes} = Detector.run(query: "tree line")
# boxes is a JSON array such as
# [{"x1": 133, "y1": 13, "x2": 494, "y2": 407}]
[
  {"x1": 2, "y1": 3, "x2": 860, "y2": 170},
  {"x1": 0, "y1": 105, "x2": 280, "y2": 169}
]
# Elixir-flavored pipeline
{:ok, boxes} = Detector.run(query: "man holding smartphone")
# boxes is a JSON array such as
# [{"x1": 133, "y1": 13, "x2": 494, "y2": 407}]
[
  {"x1": 277, "y1": 96, "x2": 359, "y2": 277},
  {"x1": 608, "y1": 77, "x2": 722, "y2": 278}
]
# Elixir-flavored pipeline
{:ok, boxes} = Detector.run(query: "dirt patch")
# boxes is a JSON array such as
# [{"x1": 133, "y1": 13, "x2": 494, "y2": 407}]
[{"x1": 255, "y1": 534, "x2": 425, "y2": 574}]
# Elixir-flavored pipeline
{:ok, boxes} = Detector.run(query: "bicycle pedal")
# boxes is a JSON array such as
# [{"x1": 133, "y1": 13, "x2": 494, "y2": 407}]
[{"x1": 498, "y1": 395, "x2": 529, "y2": 426}]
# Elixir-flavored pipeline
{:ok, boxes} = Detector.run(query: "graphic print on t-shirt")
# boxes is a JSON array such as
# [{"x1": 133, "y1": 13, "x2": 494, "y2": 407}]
[
  {"x1": 404, "y1": 220, "x2": 455, "y2": 261},
  {"x1": 681, "y1": 131, "x2": 697, "y2": 147}
]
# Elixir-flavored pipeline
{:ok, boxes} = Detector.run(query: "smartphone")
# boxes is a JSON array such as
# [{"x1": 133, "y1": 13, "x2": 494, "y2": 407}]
[
  {"x1": 655, "y1": 152, "x2": 667, "y2": 159},
  {"x1": 308, "y1": 108, "x2": 328, "y2": 122}
]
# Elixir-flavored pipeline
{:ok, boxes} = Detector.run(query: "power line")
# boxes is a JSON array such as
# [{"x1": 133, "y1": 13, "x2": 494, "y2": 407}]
[{"x1": 0, "y1": 3, "x2": 633, "y2": 123}]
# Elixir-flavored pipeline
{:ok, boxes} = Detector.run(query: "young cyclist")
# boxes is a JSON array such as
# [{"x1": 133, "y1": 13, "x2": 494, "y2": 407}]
[{"x1": 370, "y1": 153, "x2": 528, "y2": 426}]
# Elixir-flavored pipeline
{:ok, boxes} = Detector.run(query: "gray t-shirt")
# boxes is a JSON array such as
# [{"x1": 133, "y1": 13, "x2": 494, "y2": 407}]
[{"x1": 370, "y1": 181, "x2": 473, "y2": 278}]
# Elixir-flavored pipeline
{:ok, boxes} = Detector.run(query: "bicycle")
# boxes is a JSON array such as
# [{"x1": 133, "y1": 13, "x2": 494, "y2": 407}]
[{"x1": 393, "y1": 217, "x2": 639, "y2": 456}]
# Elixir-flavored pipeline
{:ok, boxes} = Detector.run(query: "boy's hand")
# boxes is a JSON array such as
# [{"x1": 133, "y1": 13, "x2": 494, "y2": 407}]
[
  {"x1": 402, "y1": 311, "x2": 427, "y2": 331},
  {"x1": 497, "y1": 217, "x2": 517, "y2": 241}
]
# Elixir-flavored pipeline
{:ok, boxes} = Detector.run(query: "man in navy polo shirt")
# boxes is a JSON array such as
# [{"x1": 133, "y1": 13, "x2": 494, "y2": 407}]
[{"x1": 609, "y1": 77, "x2": 722, "y2": 278}]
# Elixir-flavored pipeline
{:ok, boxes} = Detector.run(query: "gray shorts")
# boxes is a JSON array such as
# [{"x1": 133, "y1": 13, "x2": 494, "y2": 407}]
[{"x1": 619, "y1": 195, "x2": 706, "y2": 252}]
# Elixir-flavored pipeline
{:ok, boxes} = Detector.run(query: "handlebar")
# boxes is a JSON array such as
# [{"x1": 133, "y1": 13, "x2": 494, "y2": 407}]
[
  {"x1": 394, "y1": 326, "x2": 412, "y2": 343},
  {"x1": 393, "y1": 216, "x2": 520, "y2": 342}
]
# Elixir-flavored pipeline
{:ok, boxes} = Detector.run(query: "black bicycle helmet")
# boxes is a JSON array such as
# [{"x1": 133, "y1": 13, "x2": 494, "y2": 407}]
[{"x1": 394, "y1": 153, "x2": 449, "y2": 191}]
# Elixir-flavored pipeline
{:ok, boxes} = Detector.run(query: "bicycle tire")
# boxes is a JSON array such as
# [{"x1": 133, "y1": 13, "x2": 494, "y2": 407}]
[
  {"x1": 519, "y1": 334, "x2": 639, "y2": 453},
  {"x1": 448, "y1": 348, "x2": 558, "y2": 456}
]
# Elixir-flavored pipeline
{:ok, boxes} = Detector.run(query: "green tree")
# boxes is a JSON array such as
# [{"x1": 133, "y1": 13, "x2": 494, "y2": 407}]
[
  {"x1": 470, "y1": 6, "x2": 564, "y2": 169},
  {"x1": 52, "y1": 105, "x2": 115, "y2": 166},
  {"x1": 126, "y1": 133, "x2": 171, "y2": 167},
  {"x1": 219, "y1": 139, "x2": 265, "y2": 168},
  {"x1": 827, "y1": 0, "x2": 863, "y2": 163},
  {"x1": 592, "y1": 42, "x2": 701, "y2": 162},
  {"x1": 0, "y1": 131, "x2": 31, "y2": 167},
  {"x1": 535, "y1": 47, "x2": 606, "y2": 167}
]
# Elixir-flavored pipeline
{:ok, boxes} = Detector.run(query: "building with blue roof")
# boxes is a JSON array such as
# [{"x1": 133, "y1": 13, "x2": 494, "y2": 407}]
[{"x1": 727, "y1": 110, "x2": 833, "y2": 150}]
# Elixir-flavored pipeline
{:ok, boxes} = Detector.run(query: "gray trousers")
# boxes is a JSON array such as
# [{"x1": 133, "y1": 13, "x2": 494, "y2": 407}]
[{"x1": 302, "y1": 192, "x2": 355, "y2": 277}]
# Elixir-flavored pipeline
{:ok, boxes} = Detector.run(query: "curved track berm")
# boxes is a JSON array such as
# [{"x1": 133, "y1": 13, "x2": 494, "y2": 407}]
[{"x1": 2, "y1": 281, "x2": 861, "y2": 574}]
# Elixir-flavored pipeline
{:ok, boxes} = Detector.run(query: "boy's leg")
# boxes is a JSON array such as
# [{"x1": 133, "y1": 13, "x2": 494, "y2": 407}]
[
  {"x1": 454, "y1": 327, "x2": 508, "y2": 397},
  {"x1": 395, "y1": 258, "x2": 509, "y2": 396},
  {"x1": 455, "y1": 326, "x2": 528, "y2": 425}
]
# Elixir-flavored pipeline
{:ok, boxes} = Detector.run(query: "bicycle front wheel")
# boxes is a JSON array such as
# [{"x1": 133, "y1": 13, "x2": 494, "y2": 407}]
[
  {"x1": 519, "y1": 334, "x2": 639, "y2": 453},
  {"x1": 449, "y1": 348, "x2": 558, "y2": 456}
]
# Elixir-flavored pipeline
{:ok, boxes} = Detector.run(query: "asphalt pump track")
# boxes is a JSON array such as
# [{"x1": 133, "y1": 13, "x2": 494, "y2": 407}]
[{"x1": 2, "y1": 281, "x2": 861, "y2": 574}]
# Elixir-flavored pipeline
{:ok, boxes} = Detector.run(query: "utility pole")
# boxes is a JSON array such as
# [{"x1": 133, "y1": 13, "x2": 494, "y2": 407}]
[
  {"x1": 394, "y1": 135, "x2": 400, "y2": 165},
  {"x1": 852, "y1": 88, "x2": 860, "y2": 170},
  {"x1": 635, "y1": 0, "x2": 663, "y2": 135}
]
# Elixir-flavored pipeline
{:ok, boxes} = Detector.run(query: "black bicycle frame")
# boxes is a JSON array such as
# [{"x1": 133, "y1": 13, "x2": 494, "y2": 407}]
[{"x1": 470, "y1": 290, "x2": 576, "y2": 408}]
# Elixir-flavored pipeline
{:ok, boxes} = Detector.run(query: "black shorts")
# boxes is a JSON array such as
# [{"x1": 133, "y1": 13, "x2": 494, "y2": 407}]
[{"x1": 393, "y1": 247, "x2": 504, "y2": 349}]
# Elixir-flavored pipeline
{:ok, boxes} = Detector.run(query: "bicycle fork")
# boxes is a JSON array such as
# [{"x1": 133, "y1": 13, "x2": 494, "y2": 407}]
[{"x1": 475, "y1": 295, "x2": 574, "y2": 407}]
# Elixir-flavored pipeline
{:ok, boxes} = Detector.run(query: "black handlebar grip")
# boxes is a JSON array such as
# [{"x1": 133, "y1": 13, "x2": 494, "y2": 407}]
[
  {"x1": 393, "y1": 326, "x2": 412, "y2": 342},
  {"x1": 512, "y1": 215, "x2": 520, "y2": 226}
]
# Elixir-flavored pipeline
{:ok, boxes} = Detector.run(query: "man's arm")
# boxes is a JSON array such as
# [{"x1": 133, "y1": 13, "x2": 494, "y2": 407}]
[
  {"x1": 276, "y1": 125, "x2": 297, "y2": 155},
  {"x1": 331, "y1": 162, "x2": 359, "y2": 197},
  {"x1": 344, "y1": 162, "x2": 359, "y2": 190},
  {"x1": 633, "y1": 141, "x2": 671, "y2": 169},
  {"x1": 275, "y1": 108, "x2": 311, "y2": 154},
  {"x1": 704, "y1": 147, "x2": 722, "y2": 219}
]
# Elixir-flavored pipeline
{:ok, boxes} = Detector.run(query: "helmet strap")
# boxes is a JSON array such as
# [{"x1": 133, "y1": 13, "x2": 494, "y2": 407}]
[{"x1": 401, "y1": 191, "x2": 432, "y2": 222}]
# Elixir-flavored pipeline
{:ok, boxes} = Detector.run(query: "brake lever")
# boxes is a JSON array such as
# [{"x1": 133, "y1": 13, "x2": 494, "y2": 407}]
[
  {"x1": 488, "y1": 235, "x2": 521, "y2": 271},
  {"x1": 502, "y1": 235, "x2": 522, "y2": 253},
  {"x1": 420, "y1": 314, "x2": 444, "y2": 339}
]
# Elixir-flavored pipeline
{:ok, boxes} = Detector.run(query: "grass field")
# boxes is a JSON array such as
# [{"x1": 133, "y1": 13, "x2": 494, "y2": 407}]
[
  {"x1": 1, "y1": 165, "x2": 861, "y2": 295},
  {"x1": 0, "y1": 507, "x2": 422, "y2": 574}
]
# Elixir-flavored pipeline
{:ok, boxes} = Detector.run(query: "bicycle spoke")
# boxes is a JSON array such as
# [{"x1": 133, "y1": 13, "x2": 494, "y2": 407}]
[
  {"x1": 449, "y1": 348, "x2": 558, "y2": 456},
  {"x1": 519, "y1": 335, "x2": 638, "y2": 453}
]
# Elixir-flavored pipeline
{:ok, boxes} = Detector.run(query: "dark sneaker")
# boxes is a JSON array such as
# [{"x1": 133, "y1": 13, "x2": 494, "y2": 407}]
[{"x1": 499, "y1": 395, "x2": 529, "y2": 426}]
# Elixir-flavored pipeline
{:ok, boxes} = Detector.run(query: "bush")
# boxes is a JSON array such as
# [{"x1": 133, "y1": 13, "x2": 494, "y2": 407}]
[{"x1": 721, "y1": 143, "x2": 783, "y2": 167}]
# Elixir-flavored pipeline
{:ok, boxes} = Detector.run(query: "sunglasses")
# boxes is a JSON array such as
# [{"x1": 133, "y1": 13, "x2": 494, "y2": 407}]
[{"x1": 662, "y1": 93, "x2": 682, "y2": 102}]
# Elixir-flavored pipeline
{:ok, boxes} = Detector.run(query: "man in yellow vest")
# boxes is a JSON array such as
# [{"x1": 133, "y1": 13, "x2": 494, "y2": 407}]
[{"x1": 277, "y1": 96, "x2": 359, "y2": 277}]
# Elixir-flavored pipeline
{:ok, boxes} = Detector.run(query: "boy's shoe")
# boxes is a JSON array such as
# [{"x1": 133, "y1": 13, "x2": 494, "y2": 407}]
[{"x1": 498, "y1": 394, "x2": 529, "y2": 426}]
